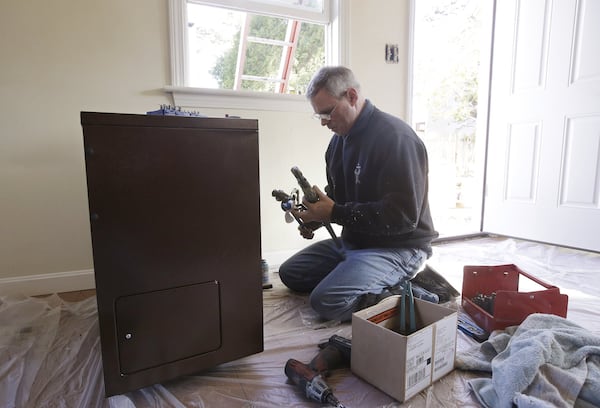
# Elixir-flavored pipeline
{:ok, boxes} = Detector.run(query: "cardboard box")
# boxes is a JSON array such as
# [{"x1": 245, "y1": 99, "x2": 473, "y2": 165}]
[
  {"x1": 351, "y1": 295, "x2": 457, "y2": 402},
  {"x1": 462, "y1": 264, "x2": 568, "y2": 332}
]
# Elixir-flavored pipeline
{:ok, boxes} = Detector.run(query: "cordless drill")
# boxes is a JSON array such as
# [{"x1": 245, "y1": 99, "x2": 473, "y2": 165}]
[
  {"x1": 310, "y1": 334, "x2": 352, "y2": 374},
  {"x1": 284, "y1": 359, "x2": 346, "y2": 408},
  {"x1": 284, "y1": 335, "x2": 351, "y2": 407}
]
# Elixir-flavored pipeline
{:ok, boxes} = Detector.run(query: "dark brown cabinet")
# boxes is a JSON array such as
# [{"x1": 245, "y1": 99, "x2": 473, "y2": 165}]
[{"x1": 81, "y1": 112, "x2": 263, "y2": 396}]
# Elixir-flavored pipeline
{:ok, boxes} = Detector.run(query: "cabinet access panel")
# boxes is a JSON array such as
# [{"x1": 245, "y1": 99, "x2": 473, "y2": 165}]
[{"x1": 81, "y1": 112, "x2": 263, "y2": 396}]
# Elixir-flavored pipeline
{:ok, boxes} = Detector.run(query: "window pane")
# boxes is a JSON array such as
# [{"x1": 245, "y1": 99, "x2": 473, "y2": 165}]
[
  {"x1": 289, "y1": 21, "x2": 325, "y2": 95},
  {"x1": 248, "y1": 14, "x2": 288, "y2": 40},
  {"x1": 244, "y1": 42, "x2": 282, "y2": 77},
  {"x1": 186, "y1": 3, "x2": 325, "y2": 94},
  {"x1": 187, "y1": 4, "x2": 242, "y2": 89},
  {"x1": 241, "y1": 79, "x2": 278, "y2": 92},
  {"x1": 264, "y1": 0, "x2": 324, "y2": 13}
]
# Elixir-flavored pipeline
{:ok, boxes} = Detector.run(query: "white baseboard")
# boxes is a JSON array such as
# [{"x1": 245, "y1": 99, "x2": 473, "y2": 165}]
[
  {"x1": 262, "y1": 249, "x2": 295, "y2": 271},
  {"x1": 0, "y1": 250, "x2": 296, "y2": 297},
  {"x1": 0, "y1": 269, "x2": 95, "y2": 297}
]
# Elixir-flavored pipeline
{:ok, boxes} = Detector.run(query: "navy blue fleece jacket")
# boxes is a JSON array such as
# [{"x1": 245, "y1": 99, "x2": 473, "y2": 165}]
[{"x1": 327, "y1": 100, "x2": 438, "y2": 251}]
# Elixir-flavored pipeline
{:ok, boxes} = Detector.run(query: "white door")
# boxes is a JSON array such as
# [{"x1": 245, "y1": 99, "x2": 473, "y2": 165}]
[{"x1": 484, "y1": 0, "x2": 600, "y2": 251}]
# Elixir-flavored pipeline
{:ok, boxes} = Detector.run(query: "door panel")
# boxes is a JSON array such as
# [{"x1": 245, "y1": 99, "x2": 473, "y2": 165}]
[
  {"x1": 484, "y1": 0, "x2": 600, "y2": 251},
  {"x1": 115, "y1": 282, "x2": 221, "y2": 375}
]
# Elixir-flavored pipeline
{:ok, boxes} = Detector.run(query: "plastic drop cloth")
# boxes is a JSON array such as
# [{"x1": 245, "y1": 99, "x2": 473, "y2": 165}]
[{"x1": 1, "y1": 236, "x2": 599, "y2": 407}]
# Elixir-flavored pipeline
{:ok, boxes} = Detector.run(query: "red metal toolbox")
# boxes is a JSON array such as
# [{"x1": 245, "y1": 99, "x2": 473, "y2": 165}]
[{"x1": 461, "y1": 264, "x2": 568, "y2": 333}]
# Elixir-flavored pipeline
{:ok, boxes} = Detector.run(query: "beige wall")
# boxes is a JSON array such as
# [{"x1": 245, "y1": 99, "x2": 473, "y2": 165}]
[
  {"x1": 348, "y1": 1, "x2": 410, "y2": 120},
  {"x1": 0, "y1": 0, "x2": 410, "y2": 291}
]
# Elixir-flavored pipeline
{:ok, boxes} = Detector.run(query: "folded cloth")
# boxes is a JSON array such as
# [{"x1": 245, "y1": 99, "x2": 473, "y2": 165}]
[{"x1": 455, "y1": 313, "x2": 600, "y2": 408}]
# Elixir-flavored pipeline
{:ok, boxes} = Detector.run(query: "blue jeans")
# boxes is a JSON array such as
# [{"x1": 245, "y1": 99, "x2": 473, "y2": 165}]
[{"x1": 279, "y1": 239, "x2": 429, "y2": 322}]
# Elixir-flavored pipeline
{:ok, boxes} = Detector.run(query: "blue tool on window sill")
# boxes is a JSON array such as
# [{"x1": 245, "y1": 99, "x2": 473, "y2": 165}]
[{"x1": 147, "y1": 105, "x2": 207, "y2": 117}]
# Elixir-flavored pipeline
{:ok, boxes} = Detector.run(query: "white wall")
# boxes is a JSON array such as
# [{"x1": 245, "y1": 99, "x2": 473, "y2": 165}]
[
  {"x1": 1, "y1": 0, "x2": 171, "y2": 288},
  {"x1": 347, "y1": 1, "x2": 410, "y2": 120},
  {"x1": 0, "y1": 0, "x2": 411, "y2": 294}
]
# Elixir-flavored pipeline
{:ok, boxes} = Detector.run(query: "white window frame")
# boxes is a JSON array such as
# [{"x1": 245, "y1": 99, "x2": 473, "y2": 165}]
[{"x1": 165, "y1": 0, "x2": 348, "y2": 112}]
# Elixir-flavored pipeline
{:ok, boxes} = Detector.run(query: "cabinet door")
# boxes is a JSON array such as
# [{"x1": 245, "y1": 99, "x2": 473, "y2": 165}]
[
  {"x1": 115, "y1": 281, "x2": 221, "y2": 375},
  {"x1": 81, "y1": 112, "x2": 263, "y2": 396}
]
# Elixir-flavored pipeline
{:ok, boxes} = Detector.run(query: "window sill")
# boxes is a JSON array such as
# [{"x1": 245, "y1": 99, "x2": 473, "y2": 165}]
[{"x1": 164, "y1": 86, "x2": 311, "y2": 113}]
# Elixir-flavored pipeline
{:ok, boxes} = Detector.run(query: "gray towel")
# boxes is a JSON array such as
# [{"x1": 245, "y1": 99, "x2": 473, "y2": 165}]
[{"x1": 455, "y1": 313, "x2": 600, "y2": 408}]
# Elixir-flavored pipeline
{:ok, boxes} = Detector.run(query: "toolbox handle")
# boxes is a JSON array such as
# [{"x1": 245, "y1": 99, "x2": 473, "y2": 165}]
[
  {"x1": 514, "y1": 266, "x2": 558, "y2": 290},
  {"x1": 466, "y1": 264, "x2": 559, "y2": 290}
]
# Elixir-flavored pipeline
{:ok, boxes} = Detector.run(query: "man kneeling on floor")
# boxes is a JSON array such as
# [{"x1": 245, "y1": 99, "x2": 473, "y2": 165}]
[{"x1": 279, "y1": 66, "x2": 439, "y2": 322}]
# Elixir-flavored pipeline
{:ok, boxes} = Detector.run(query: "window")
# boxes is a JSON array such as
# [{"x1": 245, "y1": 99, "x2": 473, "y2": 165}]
[{"x1": 167, "y1": 0, "x2": 346, "y2": 110}]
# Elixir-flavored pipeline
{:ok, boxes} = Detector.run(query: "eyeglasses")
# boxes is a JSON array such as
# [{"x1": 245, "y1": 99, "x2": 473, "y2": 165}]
[{"x1": 312, "y1": 100, "x2": 340, "y2": 121}]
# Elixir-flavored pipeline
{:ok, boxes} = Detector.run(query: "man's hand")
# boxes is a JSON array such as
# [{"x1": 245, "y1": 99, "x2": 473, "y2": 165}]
[
  {"x1": 298, "y1": 222, "x2": 322, "y2": 239},
  {"x1": 291, "y1": 186, "x2": 334, "y2": 224}
]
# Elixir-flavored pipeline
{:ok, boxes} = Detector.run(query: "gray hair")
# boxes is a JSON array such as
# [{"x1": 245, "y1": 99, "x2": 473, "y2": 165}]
[{"x1": 306, "y1": 66, "x2": 361, "y2": 99}]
